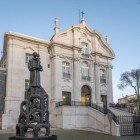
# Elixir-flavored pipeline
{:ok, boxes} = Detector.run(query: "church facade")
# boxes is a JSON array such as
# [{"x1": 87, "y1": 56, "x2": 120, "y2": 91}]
[{"x1": 0, "y1": 19, "x2": 118, "y2": 135}]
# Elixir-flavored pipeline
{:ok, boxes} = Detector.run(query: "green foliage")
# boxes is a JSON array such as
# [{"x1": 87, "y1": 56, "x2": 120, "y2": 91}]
[{"x1": 118, "y1": 68, "x2": 140, "y2": 113}]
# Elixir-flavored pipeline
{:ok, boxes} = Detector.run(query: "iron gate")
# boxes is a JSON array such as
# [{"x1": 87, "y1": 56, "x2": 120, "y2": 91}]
[{"x1": 118, "y1": 115, "x2": 140, "y2": 136}]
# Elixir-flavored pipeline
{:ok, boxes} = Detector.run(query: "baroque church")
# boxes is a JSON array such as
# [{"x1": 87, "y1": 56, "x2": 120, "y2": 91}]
[{"x1": 0, "y1": 17, "x2": 119, "y2": 135}]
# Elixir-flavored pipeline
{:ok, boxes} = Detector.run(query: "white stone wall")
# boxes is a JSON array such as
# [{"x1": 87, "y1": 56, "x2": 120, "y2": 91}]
[
  {"x1": 1, "y1": 22, "x2": 115, "y2": 131},
  {"x1": 2, "y1": 35, "x2": 49, "y2": 129},
  {"x1": 54, "y1": 106, "x2": 120, "y2": 136}
]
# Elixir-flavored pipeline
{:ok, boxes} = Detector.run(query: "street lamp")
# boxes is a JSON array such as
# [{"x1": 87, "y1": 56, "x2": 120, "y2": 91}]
[{"x1": 108, "y1": 112, "x2": 113, "y2": 135}]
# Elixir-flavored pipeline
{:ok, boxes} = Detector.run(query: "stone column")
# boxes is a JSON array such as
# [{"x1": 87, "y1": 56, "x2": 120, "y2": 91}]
[{"x1": 107, "y1": 65, "x2": 113, "y2": 106}]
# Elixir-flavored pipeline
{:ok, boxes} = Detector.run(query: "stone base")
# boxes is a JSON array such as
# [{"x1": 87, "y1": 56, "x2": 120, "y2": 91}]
[
  {"x1": 9, "y1": 135, "x2": 57, "y2": 140},
  {"x1": 2, "y1": 114, "x2": 18, "y2": 129}
]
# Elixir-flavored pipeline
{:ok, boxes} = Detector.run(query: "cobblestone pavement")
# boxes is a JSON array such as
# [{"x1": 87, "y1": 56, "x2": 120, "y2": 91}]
[{"x1": 0, "y1": 129, "x2": 140, "y2": 140}]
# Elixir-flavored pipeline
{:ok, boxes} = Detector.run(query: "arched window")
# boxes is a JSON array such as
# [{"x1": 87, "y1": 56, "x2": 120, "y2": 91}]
[
  {"x1": 81, "y1": 42, "x2": 89, "y2": 57},
  {"x1": 62, "y1": 61, "x2": 70, "y2": 78},
  {"x1": 100, "y1": 69, "x2": 106, "y2": 84},
  {"x1": 81, "y1": 62, "x2": 90, "y2": 81}
]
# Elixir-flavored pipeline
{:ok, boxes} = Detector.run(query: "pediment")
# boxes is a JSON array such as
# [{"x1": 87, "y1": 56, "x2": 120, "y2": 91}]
[
  {"x1": 51, "y1": 24, "x2": 93, "y2": 45},
  {"x1": 96, "y1": 38, "x2": 115, "y2": 58},
  {"x1": 51, "y1": 23, "x2": 115, "y2": 59}
]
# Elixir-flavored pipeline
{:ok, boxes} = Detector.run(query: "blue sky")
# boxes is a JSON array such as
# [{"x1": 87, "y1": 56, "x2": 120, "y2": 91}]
[{"x1": 0, "y1": 0, "x2": 140, "y2": 102}]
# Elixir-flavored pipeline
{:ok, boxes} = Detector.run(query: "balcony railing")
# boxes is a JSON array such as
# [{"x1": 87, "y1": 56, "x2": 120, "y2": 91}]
[
  {"x1": 82, "y1": 53, "x2": 90, "y2": 57},
  {"x1": 100, "y1": 77, "x2": 106, "y2": 84},
  {"x1": 82, "y1": 75, "x2": 91, "y2": 81},
  {"x1": 63, "y1": 73, "x2": 70, "y2": 79}
]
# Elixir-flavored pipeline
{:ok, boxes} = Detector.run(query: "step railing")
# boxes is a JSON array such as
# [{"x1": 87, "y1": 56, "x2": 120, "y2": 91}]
[
  {"x1": 109, "y1": 105, "x2": 134, "y2": 114},
  {"x1": 56, "y1": 101, "x2": 118, "y2": 124}
]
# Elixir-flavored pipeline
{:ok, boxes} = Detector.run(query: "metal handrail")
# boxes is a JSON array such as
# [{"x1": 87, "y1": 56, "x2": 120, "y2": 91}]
[
  {"x1": 109, "y1": 106, "x2": 134, "y2": 114},
  {"x1": 108, "y1": 109, "x2": 118, "y2": 124},
  {"x1": 56, "y1": 101, "x2": 118, "y2": 124},
  {"x1": 56, "y1": 101, "x2": 107, "y2": 114}
]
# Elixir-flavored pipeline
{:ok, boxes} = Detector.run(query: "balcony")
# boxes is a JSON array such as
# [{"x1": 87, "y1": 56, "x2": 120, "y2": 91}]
[
  {"x1": 63, "y1": 72, "x2": 70, "y2": 79},
  {"x1": 82, "y1": 75, "x2": 91, "y2": 81},
  {"x1": 100, "y1": 76, "x2": 106, "y2": 84},
  {"x1": 81, "y1": 53, "x2": 90, "y2": 57}
]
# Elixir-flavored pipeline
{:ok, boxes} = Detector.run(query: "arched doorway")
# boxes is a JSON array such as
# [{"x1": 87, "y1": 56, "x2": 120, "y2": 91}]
[{"x1": 81, "y1": 85, "x2": 91, "y2": 105}]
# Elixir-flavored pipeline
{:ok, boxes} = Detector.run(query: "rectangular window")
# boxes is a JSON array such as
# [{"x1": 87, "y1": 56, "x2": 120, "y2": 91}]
[
  {"x1": 81, "y1": 68, "x2": 90, "y2": 81},
  {"x1": 62, "y1": 62, "x2": 70, "y2": 78},
  {"x1": 25, "y1": 53, "x2": 33, "y2": 64},
  {"x1": 25, "y1": 79, "x2": 30, "y2": 92},
  {"x1": 100, "y1": 69, "x2": 106, "y2": 84}
]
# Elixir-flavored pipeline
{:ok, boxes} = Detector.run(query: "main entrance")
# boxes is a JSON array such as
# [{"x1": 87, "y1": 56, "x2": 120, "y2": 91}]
[{"x1": 81, "y1": 85, "x2": 91, "y2": 105}]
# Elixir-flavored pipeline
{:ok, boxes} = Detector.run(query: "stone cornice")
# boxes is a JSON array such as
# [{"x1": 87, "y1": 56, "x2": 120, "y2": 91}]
[
  {"x1": 91, "y1": 52, "x2": 114, "y2": 59},
  {"x1": 50, "y1": 41, "x2": 81, "y2": 51},
  {"x1": 94, "y1": 62, "x2": 113, "y2": 69},
  {"x1": 5, "y1": 32, "x2": 50, "y2": 46}
]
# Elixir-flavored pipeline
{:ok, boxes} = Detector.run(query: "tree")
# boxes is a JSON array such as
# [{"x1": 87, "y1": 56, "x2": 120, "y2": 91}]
[{"x1": 118, "y1": 68, "x2": 140, "y2": 114}]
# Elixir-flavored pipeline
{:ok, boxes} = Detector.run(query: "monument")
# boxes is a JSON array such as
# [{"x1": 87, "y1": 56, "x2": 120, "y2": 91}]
[{"x1": 9, "y1": 52, "x2": 57, "y2": 140}]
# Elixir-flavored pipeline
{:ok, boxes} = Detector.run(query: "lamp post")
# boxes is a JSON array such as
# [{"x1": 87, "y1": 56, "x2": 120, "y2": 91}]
[{"x1": 108, "y1": 112, "x2": 113, "y2": 135}]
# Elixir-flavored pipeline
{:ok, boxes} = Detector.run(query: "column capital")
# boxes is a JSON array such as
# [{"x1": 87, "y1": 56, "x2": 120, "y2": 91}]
[{"x1": 107, "y1": 65, "x2": 113, "y2": 69}]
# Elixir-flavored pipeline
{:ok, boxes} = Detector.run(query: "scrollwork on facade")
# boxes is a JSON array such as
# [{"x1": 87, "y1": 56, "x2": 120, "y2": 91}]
[
  {"x1": 74, "y1": 57, "x2": 81, "y2": 62},
  {"x1": 94, "y1": 61, "x2": 113, "y2": 69},
  {"x1": 100, "y1": 83, "x2": 107, "y2": 94},
  {"x1": 107, "y1": 65, "x2": 113, "y2": 69},
  {"x1": 57, "y1": 54, "x2": 73, "y2": 60},
  {"x1": 50, "y1": 53, "x2": 81, "y2": 62}
]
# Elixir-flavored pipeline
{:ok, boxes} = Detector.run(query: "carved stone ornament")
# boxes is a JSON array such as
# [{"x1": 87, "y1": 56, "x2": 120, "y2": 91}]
[
  {"x1": 9, "y1": 52, "x2": 57, "y2": 140},
  {"x1": 100, "y1": 83, "x2": 107, "y2": 94}
]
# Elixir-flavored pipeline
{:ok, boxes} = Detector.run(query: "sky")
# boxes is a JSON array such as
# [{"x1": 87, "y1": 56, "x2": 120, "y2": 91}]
[{"x1": 0, "y1": 0, "x2": 140, "y2": 102}]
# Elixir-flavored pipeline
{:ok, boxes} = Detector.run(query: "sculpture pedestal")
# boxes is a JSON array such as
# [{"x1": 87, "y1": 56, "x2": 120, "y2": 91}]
[
  {"x1": 9, "y1": 52, "x2": 57, "y2": 140},
  {"x1": 9, "y1": 135, "x2": 57, "y2": 140}
]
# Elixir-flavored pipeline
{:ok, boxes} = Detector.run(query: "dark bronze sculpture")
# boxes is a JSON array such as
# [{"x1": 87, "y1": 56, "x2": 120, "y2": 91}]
[{"x1": 9, "y1": 52, "x2": 57, "y2": 140}]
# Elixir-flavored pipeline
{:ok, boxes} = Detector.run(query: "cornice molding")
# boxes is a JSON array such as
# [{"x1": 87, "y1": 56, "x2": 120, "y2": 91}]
[
  {"x1": 50, "y1": 41, "x2": 81, "y2": 51},
  {"x1": 5, "y1": 32, "x2": 50, "y2": 46},
  {"x1": 94, "y1": 62, "x2": 113, "y2": 69}
]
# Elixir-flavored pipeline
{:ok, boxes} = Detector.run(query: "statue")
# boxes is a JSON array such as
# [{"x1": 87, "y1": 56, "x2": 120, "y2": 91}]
[
  {"x1": 28, "y1": 52, "x2": 42, "y2": 87},
  {"x1": 9, "y1": 52, "x2": 57, "y2": 140}
]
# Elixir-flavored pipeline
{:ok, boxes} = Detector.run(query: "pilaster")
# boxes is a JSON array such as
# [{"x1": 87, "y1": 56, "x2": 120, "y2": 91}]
[
  {"x1": 107, "y1": 65, "x2": 113, "y2": 105},
  {"x1": 73, "y1": 50, "x2": 81, "y2": 101},
  {"x1": 94, "y1": 62, "x2": 101, "y2": 105}
]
